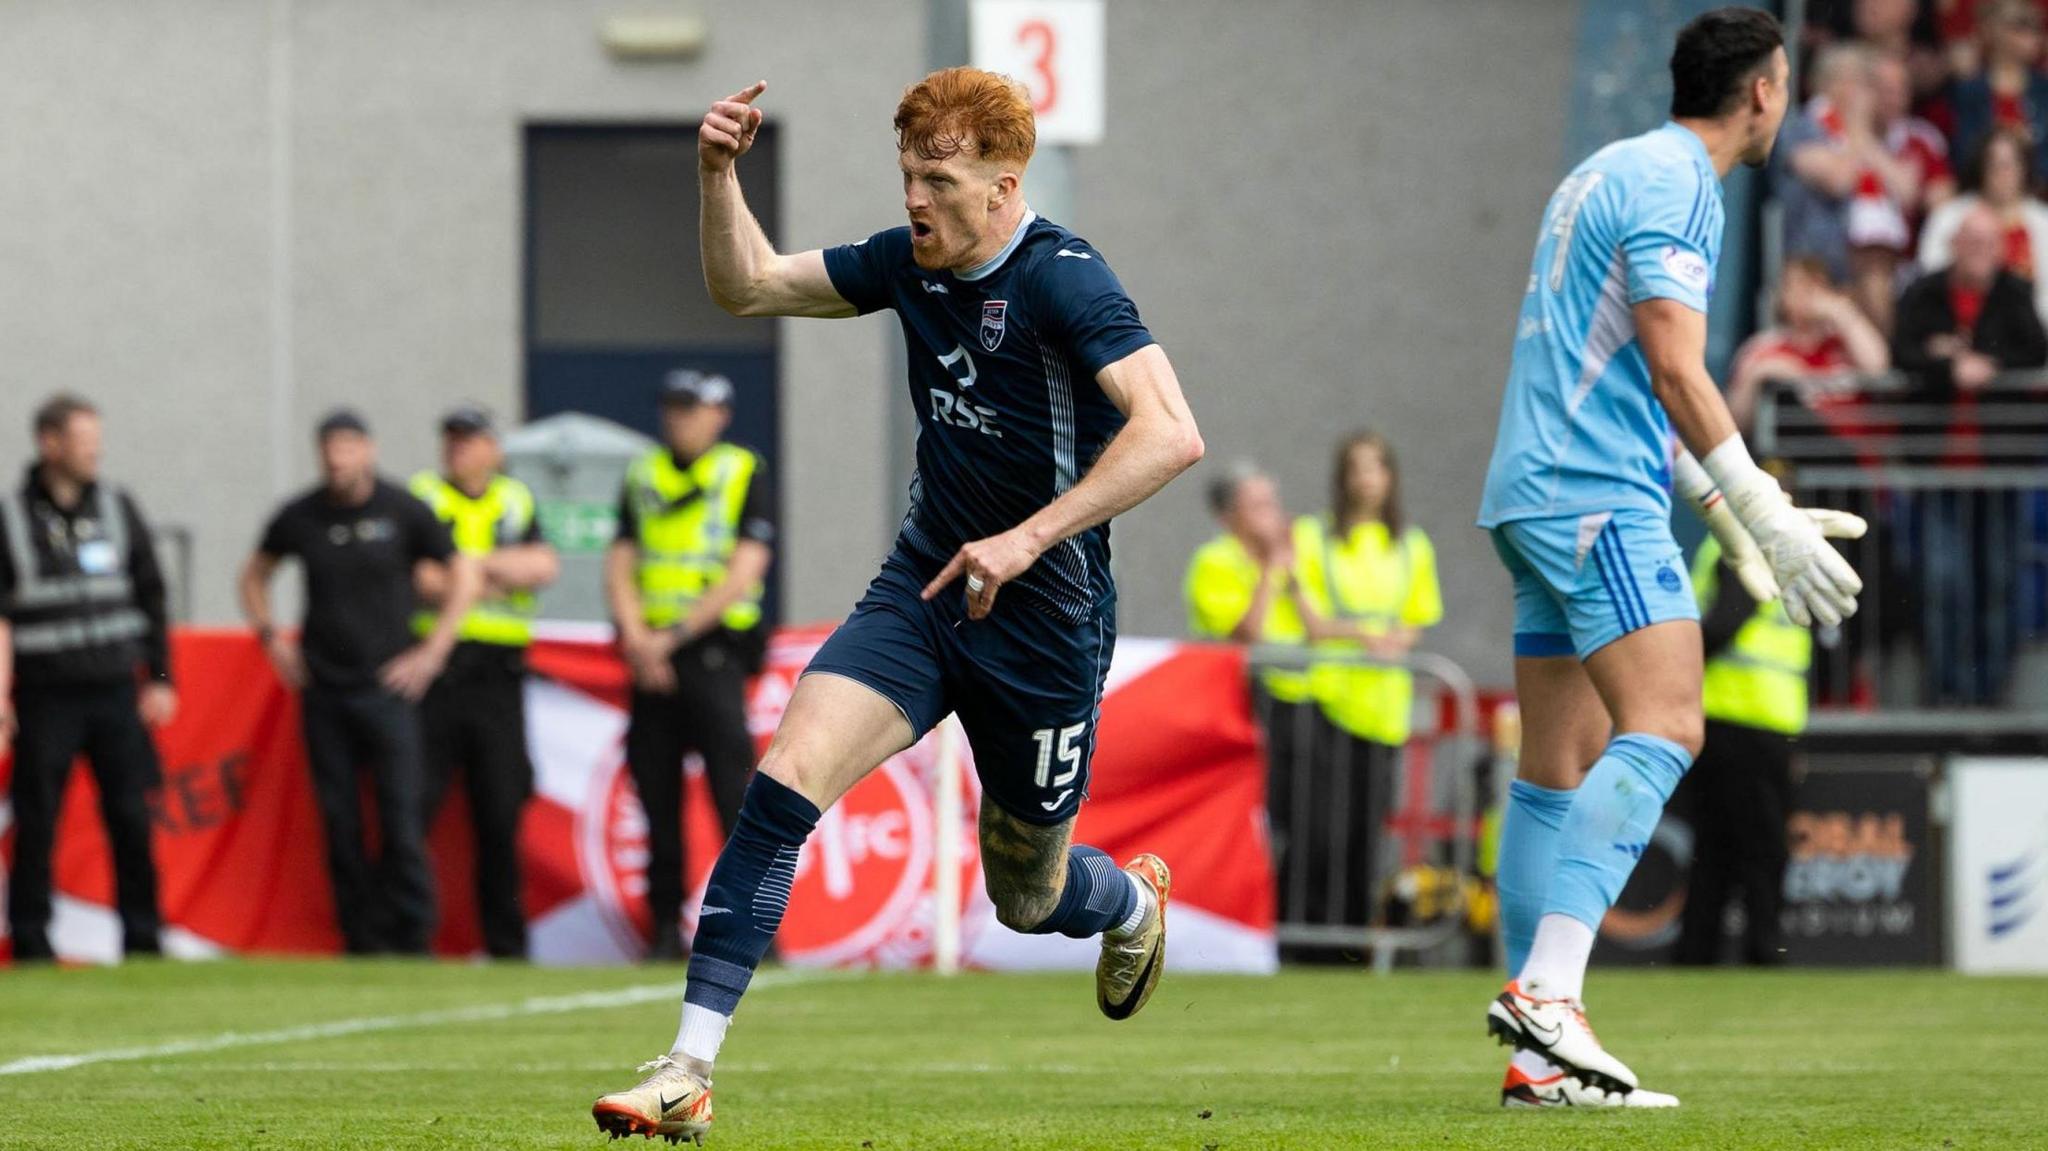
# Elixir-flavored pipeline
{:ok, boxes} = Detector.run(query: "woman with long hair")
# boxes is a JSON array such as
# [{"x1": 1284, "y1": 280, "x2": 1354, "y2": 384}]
[{"x1": 1282, "y1": 430, "x2": 1444, "y2": 954}]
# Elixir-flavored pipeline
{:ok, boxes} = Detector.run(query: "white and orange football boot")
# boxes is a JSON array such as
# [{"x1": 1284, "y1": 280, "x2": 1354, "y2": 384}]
[
  {"x1": 1097, "y1": 854, "x2": 1170, "y2": 1020},
  {"x1": 592, "y1": 1056, "x2": 714, "y2": 1144},
  {"x1": 1501, "y1": 1057, "x2": 1680, "y2": 1108},
  {"x1": 1486, "y1": 980, "x2": 1638, "y2": 1094}
]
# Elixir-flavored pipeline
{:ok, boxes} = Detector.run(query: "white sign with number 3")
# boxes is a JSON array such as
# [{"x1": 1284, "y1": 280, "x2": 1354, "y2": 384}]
[{"x1": 970, "y1": 0, "x2": 1105, "y2": 146}]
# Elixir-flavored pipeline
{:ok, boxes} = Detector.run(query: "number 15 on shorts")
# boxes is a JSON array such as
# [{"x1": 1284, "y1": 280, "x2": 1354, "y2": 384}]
[{"x1": 1032, "y1": 722, "x2": 1087, "y2": 789}]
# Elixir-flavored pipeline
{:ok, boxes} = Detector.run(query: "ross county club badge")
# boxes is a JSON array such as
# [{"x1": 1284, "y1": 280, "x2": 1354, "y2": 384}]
[{"x1": 979, "y1": 300, "x2": 1008, "y2": 351}]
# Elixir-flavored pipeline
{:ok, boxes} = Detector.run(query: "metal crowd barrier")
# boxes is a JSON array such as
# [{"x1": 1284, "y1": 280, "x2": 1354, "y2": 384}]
[
  {"x1": 1752, "y1": 376, "x2": 2048, "y2": 722},
  {"x1": 1244, "y1": 645, "x2": 1482, "y2": 973}
]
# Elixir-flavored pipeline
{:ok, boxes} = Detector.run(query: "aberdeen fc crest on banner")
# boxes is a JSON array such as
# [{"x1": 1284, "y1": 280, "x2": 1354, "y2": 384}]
[{"x1": 980, "y1": 300, "x2": 1008, "y2": 351}]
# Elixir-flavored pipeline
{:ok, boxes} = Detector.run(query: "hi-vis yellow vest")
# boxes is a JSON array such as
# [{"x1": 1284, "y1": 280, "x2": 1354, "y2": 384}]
[
  {"x1": 626, "y1": 444, "x2": 763, "y2": 632},
  {"x1": 1296, "y1": 517, "x2": 1442, "y2": 748},
  {"x1": 1183, "y1": 532, "x2": 1312, "y2": 702},
  {"x1": 1693, "y1": 538, "x2": 1811, "y2": 736},
  {"x1": 409, "y1": 472, "x2": 539, "y2": 647}
]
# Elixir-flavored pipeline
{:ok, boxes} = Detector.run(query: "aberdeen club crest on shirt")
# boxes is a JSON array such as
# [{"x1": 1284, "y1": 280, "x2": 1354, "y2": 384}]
[{"x1": 979, "y1": 300, "x2": 1008, "y2": 351}]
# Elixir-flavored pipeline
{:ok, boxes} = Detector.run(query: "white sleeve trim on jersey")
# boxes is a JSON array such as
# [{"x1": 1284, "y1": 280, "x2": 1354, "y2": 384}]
[{"x1": 1566, "y1": 249, "x2": 1634, "y2": 417}]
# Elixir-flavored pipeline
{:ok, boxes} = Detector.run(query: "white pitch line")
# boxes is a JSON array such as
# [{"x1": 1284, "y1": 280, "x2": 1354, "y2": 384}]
[
  {"x1": 133, "y1": 1060, "x2": 1442, "y2": 1078},
  {"x1": 0, "y1": 970, "x2": 823, "y2": 1078}
]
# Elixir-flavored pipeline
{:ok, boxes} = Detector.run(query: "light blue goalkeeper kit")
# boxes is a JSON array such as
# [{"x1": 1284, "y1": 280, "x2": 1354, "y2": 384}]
[{"x1": 1480, "y1": 122, "x2": 1719, "y2": 952}]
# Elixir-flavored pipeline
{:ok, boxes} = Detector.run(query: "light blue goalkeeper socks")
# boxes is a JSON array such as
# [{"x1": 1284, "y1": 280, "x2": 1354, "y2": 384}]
[
  {"x1": 1541, "y1": 732, "x2": 1692, "y2": 930},
  {"x1": 1498, "y1": 778, "x2": 1575, "y2": 974}
]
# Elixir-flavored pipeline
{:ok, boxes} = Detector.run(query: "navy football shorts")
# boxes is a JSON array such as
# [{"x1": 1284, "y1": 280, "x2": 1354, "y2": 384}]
[{"x1": 804, "y1": 547, "x2": 1116, "y2": 825}]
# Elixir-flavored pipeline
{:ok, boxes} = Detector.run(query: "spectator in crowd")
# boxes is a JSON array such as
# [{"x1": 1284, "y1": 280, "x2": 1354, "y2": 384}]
[
  {"x1": 1780, "y1": 44, "x2": 1917, "y2": 330},
  {"x1": 0, "y1": 394, "x2": 175, "y2": 963},
  {"x1": 239, "y1": 410, "x2": 482, "y2": 955},
  {"x1": 1185, "y1": 462, "x2": 1313, "y2": 740},
  {"x1": 1674, "y1": 533, "x2": 1812, "y2": 967},
  {"x1": 1918, "y1": 128, "x2": 2048, "y2": 318},
  {"x1": 1726, "y1": 256, "x2": 1892, "y2": 430},
  {"x1": 410, "y1": 406, "x2": 559, "y2": 960},
  {"x1": 1897, "y1": 203, "x2": 2048, "y2": 393},
  {"x1": 1875, "y1": 50, "x2": 1958, "y2": 238},
  {"x1": 1815, "y1": 0, "x2": 1949, "y2": 105},
  {"x1": 1940, "y1": 0, "x2": 2048, "y2": 73},
  {"x1": 606, "y1": 371, "x2": 774, "y2": 962},
  {"x1": 1901, "y1": 205, "x2": 2045, "y2": 709},
  {"x1": 1183, "y1": 463, "x2": 1319, "y2": 938},
  {"x1": 1290, "y1": 431, "x2": 1443, "y2": 950},
  {"x1": 1951, "y1": 0, "x2": 2048, "y2": 182}
]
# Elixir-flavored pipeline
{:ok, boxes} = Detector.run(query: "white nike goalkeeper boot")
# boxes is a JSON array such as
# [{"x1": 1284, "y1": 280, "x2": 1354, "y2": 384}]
[
  {"x1": 1486, "y1": 980, "x2": 1639, "y2": 1094},
  {"x1": 592, "y1": 1055, "x2": 713, "y2": 1144},
  {"x1": 1501, "y1": 1056, "x2": 1679, "y2": 1108}
]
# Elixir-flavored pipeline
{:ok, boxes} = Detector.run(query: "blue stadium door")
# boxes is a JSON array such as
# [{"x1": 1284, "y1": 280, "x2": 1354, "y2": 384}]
[{"x1": 523, "y1": 123, "x2": 782, "y2": 623}]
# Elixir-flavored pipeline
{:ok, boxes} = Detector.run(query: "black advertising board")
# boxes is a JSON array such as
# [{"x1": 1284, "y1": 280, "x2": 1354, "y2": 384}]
[
  {"x1": 1593, "y1": 754, "x2": 1940, "y2": 966},
  {"x1": 1776, "y1": 758, "x2": 1940, "y2": 965}
]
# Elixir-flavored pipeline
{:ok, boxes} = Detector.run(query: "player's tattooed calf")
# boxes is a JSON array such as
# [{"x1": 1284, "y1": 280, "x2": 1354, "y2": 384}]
[{"x1": 977, "y1": 797, "x2": 1076, "y2": 931}]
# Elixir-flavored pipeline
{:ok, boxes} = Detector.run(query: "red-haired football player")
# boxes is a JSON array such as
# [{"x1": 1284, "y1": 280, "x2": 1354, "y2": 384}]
[{"x1": 594, "y1": 68, "x2": 1204, "y2": 1144}]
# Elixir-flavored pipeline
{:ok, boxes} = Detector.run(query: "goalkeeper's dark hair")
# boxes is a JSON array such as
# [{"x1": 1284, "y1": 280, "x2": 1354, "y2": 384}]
[{"x1": 1669, "y1": 7, "x2": 1784, "y2": 119}]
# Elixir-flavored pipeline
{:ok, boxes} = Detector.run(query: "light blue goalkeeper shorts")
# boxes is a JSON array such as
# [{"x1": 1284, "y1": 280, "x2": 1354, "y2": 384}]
[{"x1": 1489, "y1": 507, "x2": 1698, "y2": 661}]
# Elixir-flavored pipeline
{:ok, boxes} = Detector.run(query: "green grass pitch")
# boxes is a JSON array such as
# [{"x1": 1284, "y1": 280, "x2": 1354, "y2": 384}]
[{"x1": 0, "y1": 959, "x2": 2042, "y2": 1149}]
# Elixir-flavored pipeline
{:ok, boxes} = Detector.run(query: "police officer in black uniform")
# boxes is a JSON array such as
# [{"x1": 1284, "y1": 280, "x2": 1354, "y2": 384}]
[
  {"x1": 605, "y1": 372, "x2": 776, "y2": 960},
  {"x1": 238, "y1": 410, "x2": 483, "y2": 955},
  {"x1": 411, "y1": 406, "x2": 559, "y2": 959},
  {"x1": 1, "y1": 394, "x2": 177, "y2": 963}
]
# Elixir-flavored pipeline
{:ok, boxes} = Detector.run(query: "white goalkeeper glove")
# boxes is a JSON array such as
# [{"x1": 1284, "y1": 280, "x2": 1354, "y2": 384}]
[
  {"x1": 1673, "y1": 449, "x2": 1781, "y2": 603},
  {"x1": 1690, "y1": 439, "x2": 1868, "y2": 628}
]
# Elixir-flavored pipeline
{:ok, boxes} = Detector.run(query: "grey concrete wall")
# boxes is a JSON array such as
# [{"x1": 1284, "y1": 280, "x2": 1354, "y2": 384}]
[
  {"x1": 0, "y1": 0, "x2": 921, "y2": 629},
  {"x1": 1073, "y1": 0, "x2": 1576, "y2": 680},
  {"x1": 0, "y1": 0, "x2": 1574, "y2": 684}
]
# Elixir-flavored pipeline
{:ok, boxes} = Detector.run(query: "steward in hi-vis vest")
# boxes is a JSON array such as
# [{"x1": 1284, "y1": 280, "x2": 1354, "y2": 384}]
[
  {"x1": 1184, "y1": 466, "x2": 1312, "y2": 704},
  {"x1": 1674, "y1": 535, "x2": 1813, "y2": 968},
  {"x1": 411, "y1": 405, "x2": 558, "y2": 960},
  {"x1": 1284, "y1": 431, "x2": 1442, "y2": 955},
  {"x1": 0, "y1": 394, "x2": 176, "y2": 963},
  {"x1": 605, "y1": 371, "x2": 777, "y2": 961}
]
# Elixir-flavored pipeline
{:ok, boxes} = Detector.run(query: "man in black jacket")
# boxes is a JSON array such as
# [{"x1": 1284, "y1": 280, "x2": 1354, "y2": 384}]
[
  {"x1": 1893, "y1": 205, "x2": 2048, "y2": 395},
  {"x1": 239, "y1": 411, "x2": 483, "y2": 954},
  {"x1": 1891, "y1": 206, "x2": 2043, "y2": 702},
  {"x1": 1, "y1": 394, "x2": 177, "y2": 963}
]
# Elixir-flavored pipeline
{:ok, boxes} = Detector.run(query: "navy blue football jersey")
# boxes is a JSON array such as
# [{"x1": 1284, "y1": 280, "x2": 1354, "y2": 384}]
[{"x1": 823, "y1": 213, "x2": 1155, "y2": 623}]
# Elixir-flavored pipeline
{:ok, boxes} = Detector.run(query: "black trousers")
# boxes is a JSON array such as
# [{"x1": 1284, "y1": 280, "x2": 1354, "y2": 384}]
[
  {"x1": 1676, "y1": 717, "x2": 1795, "y2": 966},
  {"x1": 1257, "y1": 691, "x2": 1315, "y2": 902},
  {"x1": 301, "y1": 683, "x2": 436, "y2": 955},
  {"x1": 6, "y1": 682, "x2": 163, "y2": 960},
  {"x1": 421, "y1": 645, "x2": 532, "y2": 959},
  {"x1": 626, "y1": 631, "x2": 755, "y2": 933},
  {"x1": 1265, "y1": 698, "x2": 1395, "y2": 960}
]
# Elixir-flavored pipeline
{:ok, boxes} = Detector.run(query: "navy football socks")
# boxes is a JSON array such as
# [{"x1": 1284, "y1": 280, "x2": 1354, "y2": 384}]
[
  {"x1": 683, "y1": 773, "x2": 821, "y2": 1016},
  {"x1": 1025, "y1": 844, "x2": 1139, "y2": 938}
]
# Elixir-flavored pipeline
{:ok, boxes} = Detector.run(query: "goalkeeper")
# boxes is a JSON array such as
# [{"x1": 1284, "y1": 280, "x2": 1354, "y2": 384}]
[{"x1": 1472, "y1": 6, "x2": 1864, "y2": 1110}]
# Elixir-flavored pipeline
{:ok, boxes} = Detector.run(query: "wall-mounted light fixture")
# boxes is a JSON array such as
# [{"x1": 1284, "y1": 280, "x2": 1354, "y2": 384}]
[{"x1": 600, "y1": 9, "x2": 708, "y2": 61}]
